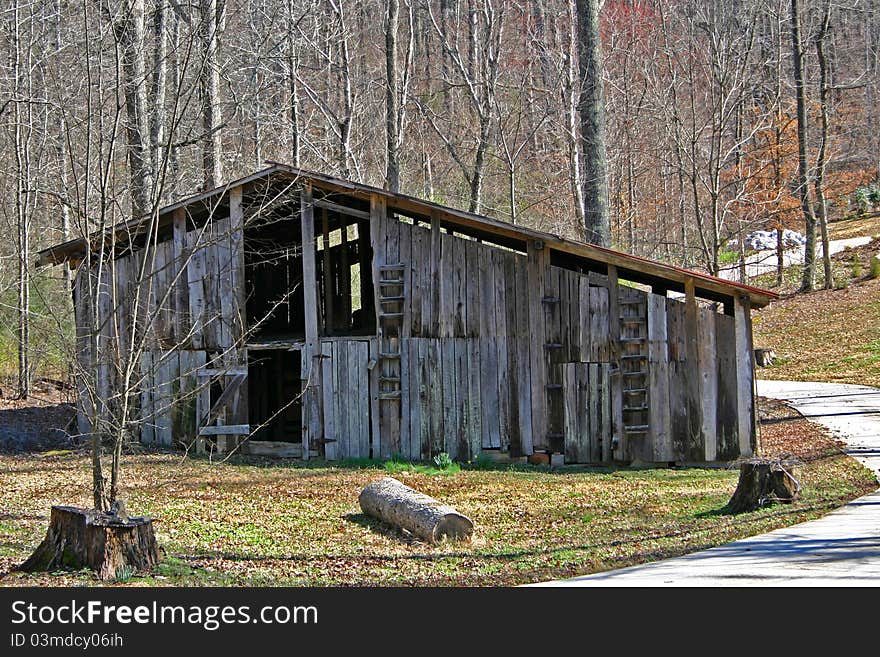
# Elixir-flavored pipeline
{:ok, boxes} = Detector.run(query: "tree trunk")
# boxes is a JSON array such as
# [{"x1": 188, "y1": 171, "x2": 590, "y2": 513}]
[
  {"x1": 576, "y1": 0, "x2": 610, "y2": 247},
  {"x1": 200, "y1": 0, "x2": 224, "y2": 188},
  {"x1": 790, "y1": 0, "x2": 817, "y2": 292},
  {"x1": 358, "y1": 477, "x2": 474, "y2": 543},
  {"x1": 115, "y1": 0, "x2": 153, "y2": 218},
  {"x1": 18, "y1": 505, "x2": 159, "y2": 581},
  {"x1": 814, "y1": 1, "x2": 834, "y2": 289},
  {"x1": 728, "y1": 459, "x2": 801, "y2": 514},
  {"x1": 385, "y1": 0, "x2": 400, "y2": 192}
]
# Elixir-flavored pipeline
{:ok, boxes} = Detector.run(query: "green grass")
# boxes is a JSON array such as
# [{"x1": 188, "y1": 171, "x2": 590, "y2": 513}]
[{"x1": 0, "y1": 426, "x2": 873, "y2": 587}]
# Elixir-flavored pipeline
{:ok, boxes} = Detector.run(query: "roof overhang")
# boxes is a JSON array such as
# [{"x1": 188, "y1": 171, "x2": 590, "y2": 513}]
[{"x1": 36, "y1": 163, "x2": 779, "y2": 308}]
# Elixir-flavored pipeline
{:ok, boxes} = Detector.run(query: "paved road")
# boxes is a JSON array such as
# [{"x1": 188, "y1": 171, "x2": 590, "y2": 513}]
[{"x1": 532, "y1": 380, "x2": 880, "y2": 586}]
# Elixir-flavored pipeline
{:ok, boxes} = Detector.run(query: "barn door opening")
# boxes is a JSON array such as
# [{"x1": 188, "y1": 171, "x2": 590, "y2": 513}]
[
  {"x1": 562, "y1": 363, "x2": 612, "y2": 464},
  {"x1": 247, "y1": 349, "x2": 302, "y2": 447}
]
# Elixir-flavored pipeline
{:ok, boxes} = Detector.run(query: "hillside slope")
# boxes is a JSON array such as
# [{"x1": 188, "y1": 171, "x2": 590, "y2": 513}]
[{"x1": 752, "y1": 241, "x2": 880, "y2": 387}]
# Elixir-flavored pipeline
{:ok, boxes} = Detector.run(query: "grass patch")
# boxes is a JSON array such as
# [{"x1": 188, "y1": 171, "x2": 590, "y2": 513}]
[{"x1": 0, "y1": 399, "x2": 873, "y2": 587}]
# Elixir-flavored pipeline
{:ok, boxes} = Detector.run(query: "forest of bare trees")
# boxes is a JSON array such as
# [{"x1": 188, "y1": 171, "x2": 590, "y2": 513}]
[{"x1": 1, "y1": 0, "x2": 879, "y2": 397}]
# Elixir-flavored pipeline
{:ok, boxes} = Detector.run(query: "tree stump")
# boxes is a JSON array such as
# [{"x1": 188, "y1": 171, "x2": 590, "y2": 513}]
[
  {"x1": 358, "y1": 477, "x2": 474, "y2": 543},
  {"x1": 18, "y1": 505, "x2": 160, "y2": 580},
  {"x1": 727, "y1": 458, "x2": 801, "y2": 514}
]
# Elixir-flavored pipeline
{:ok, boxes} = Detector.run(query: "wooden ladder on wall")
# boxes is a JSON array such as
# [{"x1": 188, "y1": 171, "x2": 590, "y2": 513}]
[
  {"x1": 619, "y1": 298, "x2": 650, "y2": 439},
  {"x1": 377, "y1": 263, "x2": 405, "y2": 401}
]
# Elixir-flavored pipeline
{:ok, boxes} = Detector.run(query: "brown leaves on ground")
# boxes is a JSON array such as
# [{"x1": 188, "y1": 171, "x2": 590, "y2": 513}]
[
  {"x1": 0, "y1": 393, "x2": 874, "y2": 587},
  {"x1": 752, "y1": 258, "x2": 880, "y2": 387},
  {"x1": 758, "y1": 396, "x2": 846, "y2": 462}
]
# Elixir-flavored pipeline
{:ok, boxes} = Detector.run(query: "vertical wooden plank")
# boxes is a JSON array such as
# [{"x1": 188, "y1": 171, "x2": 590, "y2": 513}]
[
  {"x1": 466, "y1": 338, "x2": 482, "y2": 458},
  {"x1": 154, "y1": 352, "x2": 177, "y2": 446},
  {"x1": 139, "y1": 351, "x2": 155, "y2": 444},
  {"x1": 479, "y1": 337, "x2": 501, "y2": 449},
  {"x1": 400, "y1": 337, "x2": 411, "y2": 459},
  {"x1": 321, "y1": 341, "x2": 337, "y2": 460},
  {"x1": 600, "y1": 364, "x2": 612, "y2": 462},
  {"x1": 428, "y1": 212, "x2": 441, "y2": 338},
  {"x1": 301, "y1": 185, "x2": 320, "y2": 459},
  {"x1": 358, "y1": 341, "x2": 371, "y2": 458},
  {"x1": 452, "y1": 236, "x2": 466, "y2": 337},
  {"x1": 578, "y1": 278, "x2": 590, "y2": 362},
  {"x1": 527, "y1": 240, "x2": 547, "y2": 450},
  {"x1": 340, "y1": 340, "x2": 350, "y2": 458},
  {"x1": 185, "y1": 231, "x2": 206, "y2": 350},
  {"x1": 407, "y1": 339, "x2": 421, "y2": 460},
  {"x1": 414, "y1": 341, "x2": 427, "y2": 459},
  {"x1": 465, "y1": 242, "x2": 480, "y2": 338},
  {"x1": 496, "y1": 335, "x2": 510, "y2": 453},
  {"x1": 607, "y1": 265, "x2": 623, "y2": 461},
  {"x1": 481, "y1": 246, "x2": 497, "y2": 337},
  {"x1": 427, "y1": 340, "x2": 443, "y2": 458},
  {"x1": 587, "y1": 362, "x2": 602, "y2": 462},
  {"x1": 516, "y1": 336, "x2": 534, "y2": 455},
  {"x1": 493, "y1": 249, "x2": 507, "y2": 339},
  {"x1": 410, "y1": 227, "x2": 423, "y2": 337},
  {"x1": 214, "y1": 222, "x2": 235, "y2": 362},
  {"x1": 441, "y1": 338, "x2": 458, "y2": 459},
  {"x1": 453, "y1": 338, "x2": 469, "y2": 459},
  {"x1": 698, "y1": 307, "x2": 718, "y2": 461},
  {"x1": 648, "y1": 293, "x2": 672, "y2": 462},
  {"x1": 369, "y1": 337, "x2": 380, "y2": 459},
  {"x1": 171, "y1": 208, "x2": 187, "y2": 344},
  {"x1": 715, "y1": 313, "x2": 739, "y2": 460},
  {"x1": 322, "y1": 208, "x2": 333, "y2": 335},
  {"x1": 683, "y1": 277, "x2": 704, "y2": 461},
  {"x1": 735, "y1": 294, "x2": 756, "y2": 457},
  {"x1": 503, "y1": 252, "x2": 517, "y2": 339},
  {"x1": 400, "y1": 220, "x2": 412, "y2": 338},
  {"x1": 301, "y1": 186, "x2": 319, "y2": 343},
  {"x1": 229, "y1": 187, "x2": 246, "y2": 354},
  {"x1": 439, "y1": 232, "x2": 453, "y2": 338},
  {"x1": 563, "y1": 364, "x2": 579, "y2": 463}
]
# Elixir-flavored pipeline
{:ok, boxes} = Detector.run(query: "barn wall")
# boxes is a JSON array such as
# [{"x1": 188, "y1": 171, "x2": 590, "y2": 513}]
[
  {"x1": 71, "y1": 184, "x2": 757, "y2": 465},
  {"x1": 73, "y1": 202, "x2": 247, "y2": 448}
]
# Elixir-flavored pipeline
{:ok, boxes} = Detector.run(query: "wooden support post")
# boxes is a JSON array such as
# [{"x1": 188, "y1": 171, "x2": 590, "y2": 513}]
[
  {"x1": 698, "y1": 307, "x2": 718, "y2": 461},
  {"x1": 341, "y1": 219, "x2": 350, "y2": 329},
  {"x1": 300, "y1": 185, "x2": 320, "y2": 459},
  {"x1": 322, "y1": 207, "x2": 333, "y2": 334},
  {"x1": 647, "y1": 293, "x2": 672, "y2": 461},
  {"x1": 734, "y1": 293, "x2": 756, "y2": 457},
  {"x1": 683, "y1": 277, "x2": 703, "y2": 461},
  {"x1": 527, "y1": 239, "x2": 547, "y2": 453},
  {"x1": 608, "y1": 264, "x2": 624, "y2": 461},
  {"x1": 369, "y1": 195, "x2": 387, "y2": 457}
]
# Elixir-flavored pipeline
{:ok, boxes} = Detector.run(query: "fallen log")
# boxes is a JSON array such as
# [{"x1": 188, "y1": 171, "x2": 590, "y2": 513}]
[
  {"x1": 727, "y1": 458, "x2": 801, "y2": 514},
  {"x1": 358, "y1": 477, "x2": 474, "y2": 543},
  {"x1": 18, "y1": 504, "x2": 159, "y2": 580}
]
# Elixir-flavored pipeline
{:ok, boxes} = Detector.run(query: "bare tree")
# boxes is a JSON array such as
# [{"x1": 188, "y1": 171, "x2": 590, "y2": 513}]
[{"x1": 790, "y1": 0, "x2": 818, "y2": 291}]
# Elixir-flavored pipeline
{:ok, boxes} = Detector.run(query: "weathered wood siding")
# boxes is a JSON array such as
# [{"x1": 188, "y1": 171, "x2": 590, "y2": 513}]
[
  {"x1": 73, "y1": 208, "x2": 246, "y2": 445},
  {"x1": 72, "y1": 187, "x2": 758, "y2": 465}
]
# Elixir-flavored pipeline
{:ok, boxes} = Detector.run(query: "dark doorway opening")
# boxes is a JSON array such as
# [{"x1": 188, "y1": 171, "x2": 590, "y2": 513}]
[{"x1": 247, "y1": 349, "x2": 302, "y2": 443}]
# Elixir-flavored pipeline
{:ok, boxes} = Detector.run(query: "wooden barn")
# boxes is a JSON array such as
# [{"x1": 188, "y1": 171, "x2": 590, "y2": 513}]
[{"x1": 37, "y1": 164, "x2": 777, "y2": 466}]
